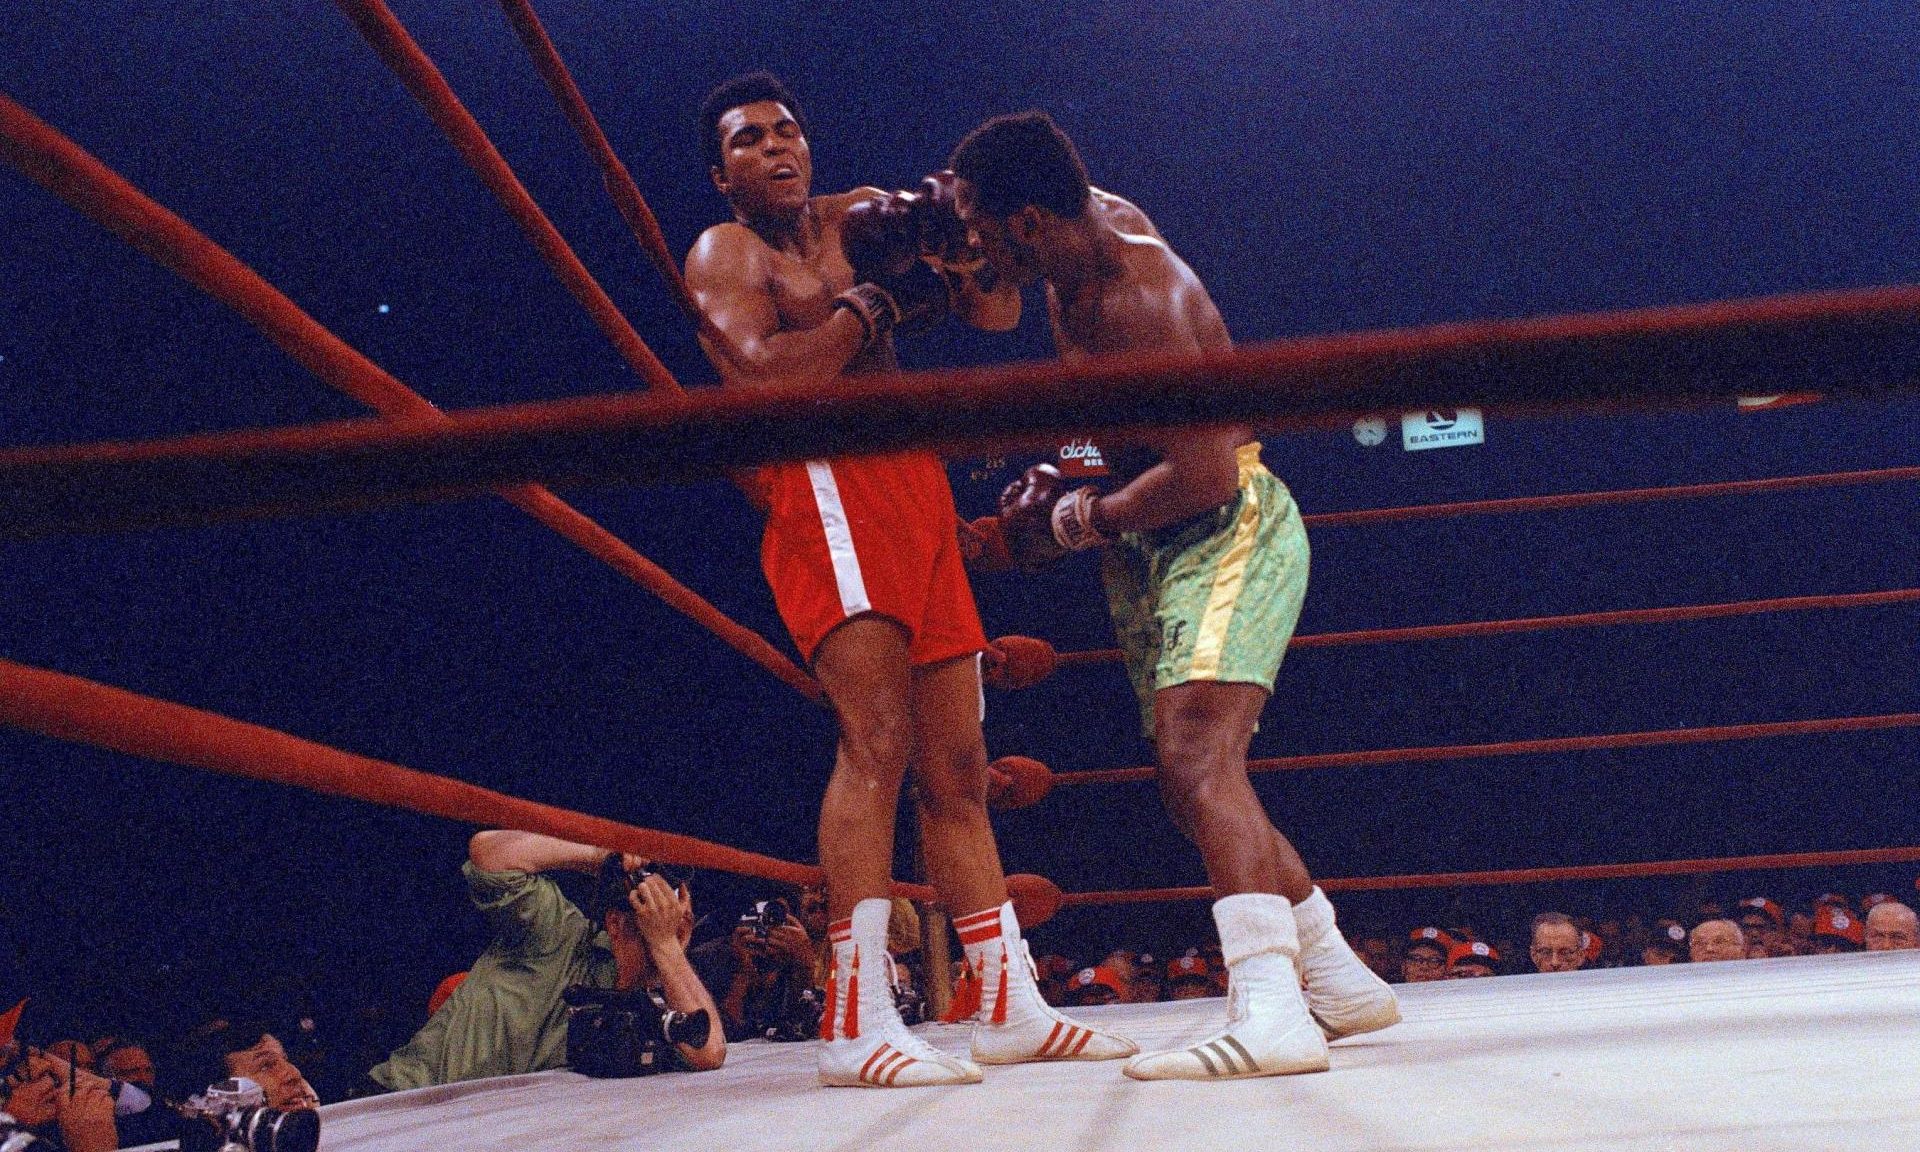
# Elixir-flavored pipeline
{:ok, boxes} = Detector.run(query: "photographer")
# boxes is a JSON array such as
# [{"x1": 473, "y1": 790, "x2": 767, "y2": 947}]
[
  {"x1": 365, "y1": 831, "x2": 724, "y2": 1091},
  {"x1": 2, "y1": 1047, "x2": 120, "y2": 1152},
  {"x1": 691, "y1": 899, "x2": 821, "y2": 1043}
]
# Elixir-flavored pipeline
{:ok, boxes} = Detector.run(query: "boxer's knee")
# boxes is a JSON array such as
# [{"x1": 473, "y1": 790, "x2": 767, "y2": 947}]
[{"x1": 837, "y1": 710, "x2": 913, "y2": 789}]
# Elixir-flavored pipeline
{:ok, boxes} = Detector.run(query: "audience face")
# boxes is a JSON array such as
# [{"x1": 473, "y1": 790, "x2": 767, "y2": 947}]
[
  {"x1": 1640, "y1": 944, "x2": 1680, "y2": 965},
  {"x1": 1689, "y1": 919, "x2": 1747, "y2": 963},
  {"x1": 1529, "y1": 922, "x2": 1586, "y2": 973},
  {"x1": 1402, "y1": 944, "x2": 1448, "y2": 983},
  {"x1": 1168, "y1": 978, "x2": 1212, "y2": 1001},
  {"x1": 1788, "y1": 911, "x2": 1815, "y2": 953},
  {"x1": 1737, "y1": 914, "x2": 1787, "y2": 958},
  {"x1": 1864, "y1": 903, "x2": 1918, "y2": 952},
  {"x1": 1448, "y1": 959, "x2": 1496, "y2": 979},
  {"x1": 223, "y1": 1034, "x2": 319, "y2": 1111},
  {"x1": 1356, "y1": 937, "x2": 1397, "y2": 983},
  {"x1": 99, "y1": 1044, "x2": 157, "y2": 1091}
]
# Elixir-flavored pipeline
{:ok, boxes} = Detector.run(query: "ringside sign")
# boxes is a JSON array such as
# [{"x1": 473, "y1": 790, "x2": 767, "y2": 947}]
[{"x1": 1401, "y1": 408, "x2": 1485, "y2": 451}]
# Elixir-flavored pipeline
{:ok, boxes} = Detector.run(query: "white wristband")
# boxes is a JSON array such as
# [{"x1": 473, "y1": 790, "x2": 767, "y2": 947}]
[{"x1": 1051, "y1": 486, "x2": 1112, "y2": 550}]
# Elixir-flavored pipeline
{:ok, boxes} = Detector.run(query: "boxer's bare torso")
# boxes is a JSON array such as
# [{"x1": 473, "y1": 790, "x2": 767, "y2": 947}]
[
  {"x1": 688, "y1": 189, "x2": 898, "y2": 383},
  {"x1": 1045, "y1": 190, "x2": 1246, "y2": 487}
]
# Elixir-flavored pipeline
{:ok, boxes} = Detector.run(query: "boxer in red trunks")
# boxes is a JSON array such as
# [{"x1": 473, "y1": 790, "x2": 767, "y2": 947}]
[{"x1": 684, "y1": 73, "x2": 1133, "y2": 1087}]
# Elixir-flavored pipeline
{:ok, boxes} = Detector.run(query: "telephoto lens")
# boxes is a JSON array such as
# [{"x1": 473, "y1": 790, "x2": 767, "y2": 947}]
[{"x1": 177, "y1": 1079, "x2": 320, "y2": 1152}]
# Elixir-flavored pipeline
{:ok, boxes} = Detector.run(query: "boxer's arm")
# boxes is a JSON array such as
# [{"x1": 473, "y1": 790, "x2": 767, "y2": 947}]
[
  {"x1": 685, "y1": 224, "x2": 866, "y2": 388},
  {"x1": 468, "y1": 830, "x2": 605, "y2": 875},
  {"x1": 1068, "y1": 287, "x2": 1245, "y2": 534},
  {"x1": 1084, "y1": 426, "x2": 1245, "y2": 535}
]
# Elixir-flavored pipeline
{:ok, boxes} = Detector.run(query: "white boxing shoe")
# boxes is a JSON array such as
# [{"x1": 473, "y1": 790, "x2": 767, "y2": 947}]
[
  {"x1": 1293, "y1": 887, "x2": 1401, "y2": 1039},
  {"x1": 818, "y1": 901, "x2": 982, "y2": 1088},
  {"x1": 1124, "y1": 893, "x2": 1329, "y2": 1081},
  {"x1": 969, "y1": 941, "x2": 1139, "y2": 1065}
]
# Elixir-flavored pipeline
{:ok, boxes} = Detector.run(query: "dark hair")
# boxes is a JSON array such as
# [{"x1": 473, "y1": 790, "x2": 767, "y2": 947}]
[
  {"x1": 949, "y1": 111, "x2": 1091, "y2": 219},
  {"x1": 697, "y1": 72, "x2": 807, "y2": 172}
]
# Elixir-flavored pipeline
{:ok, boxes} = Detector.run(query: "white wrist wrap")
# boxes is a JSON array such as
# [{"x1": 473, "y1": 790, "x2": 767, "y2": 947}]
[{"x1": 1050, "y1": 486, "x2": 1112, "y2": 550}]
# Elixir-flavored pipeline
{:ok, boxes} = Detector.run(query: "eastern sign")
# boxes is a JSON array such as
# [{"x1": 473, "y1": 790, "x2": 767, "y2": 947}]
[{"x1": 1401, "y1": 408, "x2": 1485, "y2": 452}]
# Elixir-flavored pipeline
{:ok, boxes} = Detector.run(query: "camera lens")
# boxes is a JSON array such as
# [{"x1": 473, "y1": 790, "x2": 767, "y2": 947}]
[{"x1": 244, "y1": 1106, "x2": 320, "y2": 1152}]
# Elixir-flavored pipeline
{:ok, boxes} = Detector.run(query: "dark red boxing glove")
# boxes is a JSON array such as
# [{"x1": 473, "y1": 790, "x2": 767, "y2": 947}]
[
  {"x1": 997, "y1": 465, "x2": 1071, "y2": 571},
  {"x1": 836, "y1": 186, "x2": 952, "y2": 345},
  {"x1": 997, "y1": 464, "x2": 1113, "y2": 571}
]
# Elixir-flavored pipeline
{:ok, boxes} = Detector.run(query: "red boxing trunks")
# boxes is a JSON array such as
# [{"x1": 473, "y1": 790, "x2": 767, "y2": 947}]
[{"x1": 754, "y1": 451, "x2": 986, "y2": 666}]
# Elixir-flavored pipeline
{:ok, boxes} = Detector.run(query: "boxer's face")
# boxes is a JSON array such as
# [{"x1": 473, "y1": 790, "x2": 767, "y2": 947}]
[
  {"x1": 954, "y1": 177, "x2": 1043, "y2": 286},
  {"x1": 712, "y1": 100, "x2": 811, "y2": 216}
]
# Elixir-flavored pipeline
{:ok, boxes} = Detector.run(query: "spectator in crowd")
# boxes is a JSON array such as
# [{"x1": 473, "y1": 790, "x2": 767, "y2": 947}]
[
  {"x1": 1098, "y1": 949, "x2": 1142, "y2": 1004},
  {"x1": 1809, "y1": 905, "x2": 1864, "y2": 954},
  {"x1": 1528, "y1": 913, "x2": 1587, "y2": 974},
  {"x1": 1446, "y1": 941, "x2": 1500, "y2": 978},
  {"x1": 1786, "y1": 908, "x2": 1816, "y2": 954},
  {"x1": 1864, "y1": 902, "x2": 1918, "y2": 952},
  {"x1": 1354, "y1": 935, "x2": 1398, "y2": 985},
  {"x1": 1401, "y1": 928, "x2": 1453, "y2": 984},
  {"x1": 1641, "y1": 921, "x2": 1688, "y2": 965},
  {"x1": 1063, "y1": 966, "x2": 1125, "y2": 1007},
  {"x1": 1131, "y1": 955, "x2": 1165, "y2": 1005},
  {"x1": 93, "y1": 1041, "x2": 156, "y2": 1095},
  {"x1": 1735, "y1": 897, "x2": 1791, "y2": 958},
  {"x1": 171, "y1": 1020, "x2": 321, "y2": 1112},
  {"x1": 1165, "y1": 956, "x2": 1215, "y2": 1001},
  {"x1": 3, "y1": 1046, "x2": 120, "y2": 1152},
  {"x1": 364, "y1": 830, "x2": 725, "y2": 1092},
  {"x1": 691, "y1": 895, "x2": 822, "y2": 1042},
  {"x1": 1034, "y1": 955, "x2": 1075, "y2": 1006},
  {"x1": 1688, "y1": 919, "x2": 1747, "y2": 963}
]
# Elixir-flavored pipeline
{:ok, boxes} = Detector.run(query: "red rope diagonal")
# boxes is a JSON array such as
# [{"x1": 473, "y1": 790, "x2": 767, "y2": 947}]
[
  {"x1": 1055, "y1": 712, "x2": 1920, "y2": 787},
  {"x1": 1303, "y1": 465, "x2": 1920, "y2": 529},
  {"x1": 0, "y1": 658, "x2": 904, "y2": 893},
  {"x1": 332, "y1": 0, "x2": 683, "y2": 397},
  {"x1": 1056, "y1": 845, "x2": 1920, "y2": 906},
  {"x1": 492, "y1": 0, "x2": 704, "y2": 331},
  {"x1": 0, "y1": 92, "x2": 818, "y2": 700},
  {"x1": 1052, "y1": 587, "x2": 1920, "y2": 668}
]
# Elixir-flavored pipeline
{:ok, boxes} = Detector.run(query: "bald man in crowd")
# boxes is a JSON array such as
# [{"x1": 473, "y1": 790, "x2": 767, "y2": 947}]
[
  {"x1": 1864, "y1": 902, "x2": 1918, "y2": 951},
  {"x1": 1688, "y1": 919, "x2": 1747, "y2": 963},
  {"x1": 1528, "y1": 913, "x2": 1587, "y2": 974}
]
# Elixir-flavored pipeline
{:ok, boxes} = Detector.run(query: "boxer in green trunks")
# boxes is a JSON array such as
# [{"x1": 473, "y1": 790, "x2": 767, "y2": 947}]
[{"x1": 951, "y1": 111, "x2": 1401, "y2": 1081}]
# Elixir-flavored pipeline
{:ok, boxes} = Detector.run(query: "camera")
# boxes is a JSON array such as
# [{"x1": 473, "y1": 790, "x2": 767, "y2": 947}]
[
  {"x1": 176, "y1": 1078, "x2": 319, "y2": 1152},
  {"x1": 0, "y1": 1111, "x2": 42, "y2": 1152},
  {"x1": 761, "y1": 985, "x2": 822, "y2": 1043},
  {"x1": 738, "y1": 898, "x2": 791, "y2": 941},
  {"x1": 562, "y1": 986, "x2": 710, "y2": 1077}
]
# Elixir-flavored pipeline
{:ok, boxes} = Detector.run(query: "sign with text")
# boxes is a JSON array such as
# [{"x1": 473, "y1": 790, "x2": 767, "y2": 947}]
[{"x1": 1401, "y1": 408, "x2": 1485, "y2": 451}]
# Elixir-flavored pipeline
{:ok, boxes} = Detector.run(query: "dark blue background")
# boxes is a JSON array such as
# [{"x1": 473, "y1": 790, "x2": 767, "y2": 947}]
[{"x1": 4, "y1": 2, "x2": 1917, "y2": 1037}]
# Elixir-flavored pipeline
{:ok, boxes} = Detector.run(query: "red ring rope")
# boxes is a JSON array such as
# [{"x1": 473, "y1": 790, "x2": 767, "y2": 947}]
[
  {"x1": 332, "y1": 0, "x2": 684, "y2": 397},
  {"x1": 0, "y1": 91, "x2": 818, "y2": 700},
  {"x1": 492, "y1": 0, "x2": 710, "y2": 337},
  {"x1": 0, "y1": 658, "x2": 909, "y2": 895},
  {"x1": 4, "y1": 284, "x2": 1919, "y2": 535},
  {"x1": 1051, "y1": 586, "x2": 1920, "y2": 668},
  {"x1": 1054, "y1": 712, "x2": 1920, "y2": 787},
  {"x1": 1058, "y1": 845, "x2": 1920, "y2": 906},
  {"x1": 1303, "y1": 465, "x2": 1920, "y2": 529}
]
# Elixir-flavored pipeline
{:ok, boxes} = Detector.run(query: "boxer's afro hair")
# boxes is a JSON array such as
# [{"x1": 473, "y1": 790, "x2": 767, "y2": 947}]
[
  {"x1": 950, "y1": 111, "x2": 1091, "y2": 219},
  {"x1": 699, "y1": 72, "x2": 809, "y2": 173}
]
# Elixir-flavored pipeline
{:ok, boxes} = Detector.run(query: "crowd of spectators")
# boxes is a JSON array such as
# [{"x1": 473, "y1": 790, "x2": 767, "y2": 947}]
[
  {"x1": 1024, "y1": 887, "x2": 1919, "y2": 1007},
  {"x1": 6, "y1": 871, "x2": 1915, "y2": 1149}
]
